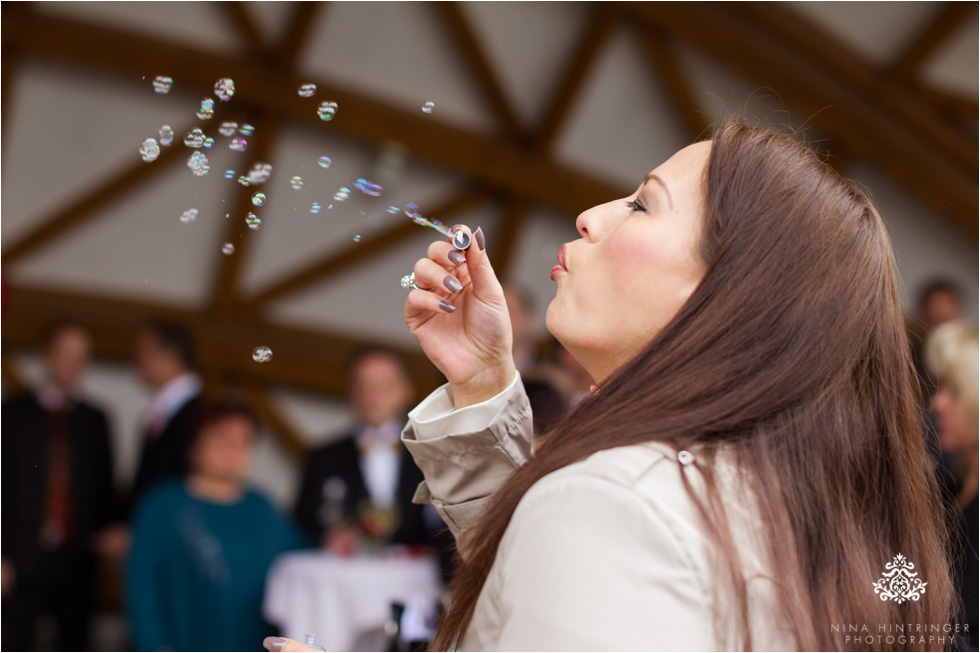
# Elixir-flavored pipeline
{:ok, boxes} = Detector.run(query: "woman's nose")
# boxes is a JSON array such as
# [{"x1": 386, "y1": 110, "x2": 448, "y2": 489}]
[{"x1": 575, "y1": 204, "x2": 605, "y2": 242}]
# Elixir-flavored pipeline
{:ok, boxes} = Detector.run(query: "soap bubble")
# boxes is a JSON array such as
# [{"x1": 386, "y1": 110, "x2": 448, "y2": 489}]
[
  {"x1": 354, "y1": 178, "x2": 383, "y2": 197},
  {"x1": 213, "y1": 77, "x2": 235, "y2": 102},
  {"x1": 184, "y1": 128, "x2": 206, "y2": 148},
  {"x1": 317, "y1": 101, "x2": 338, "y2": 121},
  {"x1": 353, "y1": 234, "x2": 361, "y2": 242},
  {"x1": 310, "y1": 202, "x2": 322, "y2": 214},
  {"x1": 404, "y1": 202, "x2": 451, "y2": 236},
  {"x1": 139, "y1": 138, "x2": 160, "y2": 162},
  {"x1": 229, "y1": 137, "x2": 247, "y2": 152},
  {"x1": 238, "y1": 175, "x2": 251, "y2": 186},
  {"x1": 298, "y1": 83, "x2": 317, "y2": 98},
  {"x1": 159, "y1": 125, "x2": 174, "y2": 146},
  {"x1": 239, "y1": 123, "x2": 255, "y2": 136},
  {"x1": 223, "y1": 169, "x2": 236, "y2": 179},
  {"x1": 317, "y1": 156, "x2": 332, "y2": 169},
  {"x1": 386, "y1": 205, "x2": 400, "y2": 215},
  {"x1": 251, "y1": 192, "x2": 266, "y2": 206},
  {"x1": 196, "y1": 97, "x2": 214, "y2": 120},
  {"x1": 422, "y1": 101, "x2": 435, "y2": 114},
  {"x1": 252, "y1": 346, "x2": 273, "y2": 363},
  {"x1": 219, "y1": 121, "x2": 238, "y2": 137},
  {"x1": 153, "y1": 75, "x2": 172, "y2": 94},
  {"x1": 222, "y1": 242, "x2": 235, "y2": 255},
  {"x1": 187, "y1": 151, "x2": 210, "y2": 176},
  {"x1": 180, "y1": 208, "x2": 198, "y2": 223},
  {"x1": 203, "y1": 137, "x2": 214, "y2": 149},
  {"x1": 290, "y1": 176, "x2": 303, "y2": 190},
  {"x1": 333, "y1": 187, "x2": 350, "y2": 202},
  {"x1": 248, "y1": 163, "x2": 273, "y2": 184},
  {"x1": 246, "y1": 213, "x2": 261, "y2": 230}
]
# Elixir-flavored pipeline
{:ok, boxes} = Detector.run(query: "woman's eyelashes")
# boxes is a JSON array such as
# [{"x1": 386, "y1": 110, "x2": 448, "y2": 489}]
[{"x1": 625, "y1": 199, "x2": 646, "y2": 213}]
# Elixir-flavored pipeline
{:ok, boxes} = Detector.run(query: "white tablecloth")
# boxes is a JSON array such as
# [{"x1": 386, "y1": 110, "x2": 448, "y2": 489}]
[{"x1": 263, "y1": 550, "x2": 443, "y2": 651}]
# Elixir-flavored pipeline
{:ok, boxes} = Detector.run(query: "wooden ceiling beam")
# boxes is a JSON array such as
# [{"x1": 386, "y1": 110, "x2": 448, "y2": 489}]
[
  {"x1": 6, "y1": 11, "x2": 626, "y2": 217},
  {"x1": 491, "y1": 197, "x2": 528, "y2": 285},
  {"x1": 622, "y1": 2, "x2": 977, "y2": 237},
  {"x1": 239, "y1": 189, "x2": 489, "y2": 314},
  {"x1": 728, "y1": 2, "x2": 976, "y2": 172},
  {"x1": 1, "y1": 284, "x2": 446, "y2": 400},
  {"x1": 221, "y1": 2, "x2": 268, "y2": 55},
  {"x1": 275, "y1": 2, "x2": 322, "y2": 69},
  {"x1": 1, "y1": 137, "x2": 191, "y2": 266},
  {"x1": 435, "y1": 2, "x2": 524, "y2": 141},
  {"x1": 632, "y1": 27, "x2": 710, "y2": 142},
  {"x1": 533, "y1": 3, "x2": 619, "y2": 152},
  {"x1": 890, "y1": 2, "x2": 977, "y2": 82}
]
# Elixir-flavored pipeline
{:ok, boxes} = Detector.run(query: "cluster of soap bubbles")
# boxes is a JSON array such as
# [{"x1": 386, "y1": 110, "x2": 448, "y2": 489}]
[
  {"x1": 187, "y1": 151, "x2": 210, "y2": 176},
  {"x1": 145, "y1": 76, "x2": 451, "y2": 363}
]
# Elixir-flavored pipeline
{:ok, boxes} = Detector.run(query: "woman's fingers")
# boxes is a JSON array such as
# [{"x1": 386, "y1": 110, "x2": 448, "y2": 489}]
[
  {"x1": 406, "y1": 287, "x2": 456, "y2": 316},
  {"x1": 263, "y1": 636, "x2": 319, "y2": 652},
  {"x1": 413, "y1": 258, "x2": 464, "y2": 295},
  {"x1": 427, "y1": 239, "x2": 466, "y2": 268}
]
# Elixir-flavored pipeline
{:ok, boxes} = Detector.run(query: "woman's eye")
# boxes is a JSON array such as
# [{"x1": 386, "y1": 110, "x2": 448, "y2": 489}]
[{"x1": 625, "y1": 200, "x2": 645, "y2": 213}]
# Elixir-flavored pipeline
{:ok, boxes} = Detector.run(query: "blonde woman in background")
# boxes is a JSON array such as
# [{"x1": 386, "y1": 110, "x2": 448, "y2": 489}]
[{"x1": 925, "y1": 321, "x2": 978, "y2": 651}]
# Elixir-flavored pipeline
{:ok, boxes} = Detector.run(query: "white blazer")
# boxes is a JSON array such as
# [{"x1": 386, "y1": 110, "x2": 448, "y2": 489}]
[{"x1": 402, "y1": 374, "x2": 796, "y2": 651}]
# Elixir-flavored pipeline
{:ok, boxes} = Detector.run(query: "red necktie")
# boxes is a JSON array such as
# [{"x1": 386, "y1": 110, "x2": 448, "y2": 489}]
[{"x1": 41, "y1": 407, "x2": 73, "y2": 548}]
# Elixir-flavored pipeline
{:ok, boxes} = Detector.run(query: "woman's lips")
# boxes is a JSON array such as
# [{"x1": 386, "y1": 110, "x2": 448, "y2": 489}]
[{"x1": 551, "y1": 244, "x2": 568, "y2": 280}]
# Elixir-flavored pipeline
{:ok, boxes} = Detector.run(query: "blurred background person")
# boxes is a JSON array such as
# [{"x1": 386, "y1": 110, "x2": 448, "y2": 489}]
[
  {"x1": 924, "y1": 321, "x2": 978, "y2": 651},
  {"x1": 909, "y1": 278, "x2": 964, "y2": 399},
  {"x1": 126, "y1": 399, "x2": 305, "y2": 652},
  {"x1": 294, "y1": 348, "x2": 440, "y2": 556},
  {"x1": 131, "y1": 319, "x2": 203, "y2": 510},
  {"x1": 2, "y1": 320, "x2": 117, "y2": 651}
]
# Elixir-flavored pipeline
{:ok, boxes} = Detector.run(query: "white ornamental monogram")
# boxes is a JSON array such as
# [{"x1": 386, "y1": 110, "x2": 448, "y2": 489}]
[{"x1": 872, "y1": 553, "x2": 927, "y2": 603}]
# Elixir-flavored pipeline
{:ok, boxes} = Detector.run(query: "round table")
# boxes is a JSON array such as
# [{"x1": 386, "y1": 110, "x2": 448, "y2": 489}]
[{"x1": 263, "y1": 549, "x2": 443, "y2": 651}]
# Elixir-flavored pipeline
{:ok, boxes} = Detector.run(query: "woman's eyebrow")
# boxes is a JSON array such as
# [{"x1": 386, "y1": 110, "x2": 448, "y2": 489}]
[{"x1": 643, "y1": 173, "x2": 674, "y2": 210}]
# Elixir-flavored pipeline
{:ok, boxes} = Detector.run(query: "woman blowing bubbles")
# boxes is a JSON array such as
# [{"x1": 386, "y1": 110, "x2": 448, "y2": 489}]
[{"x1": 267, "y1": 122, "x2": 954, "y2": 651}]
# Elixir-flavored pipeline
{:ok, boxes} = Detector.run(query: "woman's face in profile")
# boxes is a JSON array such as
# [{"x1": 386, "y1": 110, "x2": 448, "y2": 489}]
[{"x1": 546, "y1": 141, "x2": 711, "y2": 382}]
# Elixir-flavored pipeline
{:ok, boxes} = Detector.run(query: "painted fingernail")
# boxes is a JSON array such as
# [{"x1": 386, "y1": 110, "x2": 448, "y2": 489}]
[
  {"x1": 263, "y1": 637, "x2": 286, "y2": 652},
  {"x1": 444, "y1": 275, "x2": 463, "y2": 293},
  {"x1": 474, "y1": 227, "x2": 485, "y2": 251},
  {"x1": 451, "y1": 224, "x2": 464, "y2": 234},
  {"x1": 438, "y1": 300, "x2": 456, "y2": 313},
  {"x1": 448, "y1": 250, "x2": 465, "y2": 265}
]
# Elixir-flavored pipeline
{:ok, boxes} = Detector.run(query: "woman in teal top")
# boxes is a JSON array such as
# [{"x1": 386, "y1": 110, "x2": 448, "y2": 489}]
[{"x1": 127, "y1": 401, "x2": 306, "y2": 652}]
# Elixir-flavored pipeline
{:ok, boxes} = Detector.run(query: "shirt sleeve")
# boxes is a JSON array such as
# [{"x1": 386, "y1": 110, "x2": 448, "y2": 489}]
[
  {"x1": 493, "y1": 473, "x2": 714, "y2": 651},
  {"x1": 401, "y1": 372, "x2": 531, "y2": 557}
]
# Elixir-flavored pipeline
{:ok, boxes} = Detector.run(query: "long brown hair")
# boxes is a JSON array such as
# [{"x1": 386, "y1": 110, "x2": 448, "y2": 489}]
[{"x1": 433, "y1": 121, "x2": 954, "y2": 651}]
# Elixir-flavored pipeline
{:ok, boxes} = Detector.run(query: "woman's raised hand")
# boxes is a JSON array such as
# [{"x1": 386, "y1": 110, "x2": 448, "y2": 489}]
[{"x1": 404, "y1": 226, "x2": 516, "y2": 408}]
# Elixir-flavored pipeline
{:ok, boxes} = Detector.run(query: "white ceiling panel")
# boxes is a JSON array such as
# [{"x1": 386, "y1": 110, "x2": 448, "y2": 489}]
[
  {"x1": 299, "y1": 1, "x2": 497, "y2": 134},
  {"x1": 554, "y1": 27, "x2": 690, "y2": 189},
  {"x1": 785, "y1": 1, "x2": 937, "y2": 65},
  {"x1": 2, "y1": 61, "x2": 198, "y2": 244},
  {"x1": 9, "y1": 145, "x2": 240, "y2": 306},
  {"x1": 921, "y1": 19, "x2": 979, "y2": 97},
  {"x1": 460, "y1": 1, "x2": 591, "y2": 126},
  {"x1": 37, "y1": 1, "x2": 242, "y2": 54}
]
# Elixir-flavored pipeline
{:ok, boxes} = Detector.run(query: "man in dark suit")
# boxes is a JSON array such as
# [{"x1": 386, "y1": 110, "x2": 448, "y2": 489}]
[
  {"x1": 1, "y1": 321, "x2": 116, "y2": 651},
  {"x1": 130, "y1": 320, "x2": 202, "y2": 510},
  {"x1": 295, "y1": 348, "x2": 441, "y2": 554}
]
